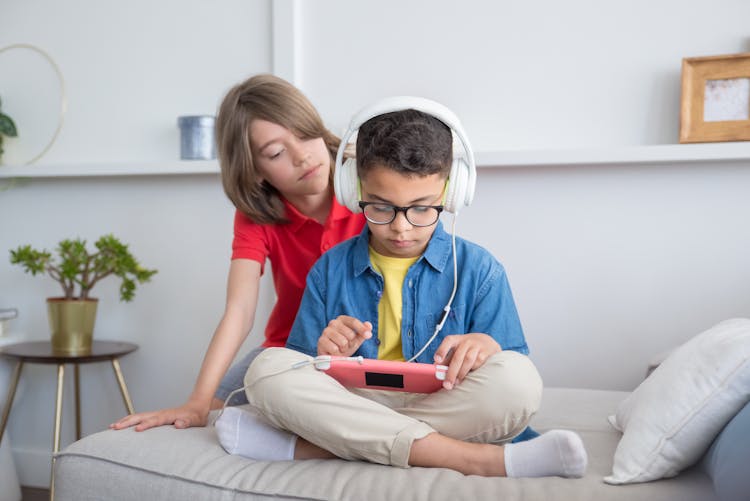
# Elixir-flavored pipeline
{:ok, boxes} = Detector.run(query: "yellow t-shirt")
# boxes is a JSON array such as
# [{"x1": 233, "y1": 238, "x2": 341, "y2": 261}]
[{"x1": 368, "y1": 247, "x2": 419, "y2": 361}]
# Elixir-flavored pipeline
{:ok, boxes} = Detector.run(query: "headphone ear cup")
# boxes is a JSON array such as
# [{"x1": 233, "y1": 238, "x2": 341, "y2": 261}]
[
  {"x1": 334, "y1": 157, "x2": 361, "y2": 213},
  {"x1": 444, "y1": 157, "x2": 472, "y2": 213}
]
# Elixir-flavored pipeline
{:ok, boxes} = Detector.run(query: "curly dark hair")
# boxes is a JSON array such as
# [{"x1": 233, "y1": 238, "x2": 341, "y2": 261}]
[{"x1": 355, "y1": 109, "x2": 452, "y2": 179}]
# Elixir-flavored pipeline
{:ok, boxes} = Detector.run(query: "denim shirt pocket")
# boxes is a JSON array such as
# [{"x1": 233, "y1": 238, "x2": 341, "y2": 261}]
[{"x1": 419, "y1": 304, "x2": 467, "y2": 360}]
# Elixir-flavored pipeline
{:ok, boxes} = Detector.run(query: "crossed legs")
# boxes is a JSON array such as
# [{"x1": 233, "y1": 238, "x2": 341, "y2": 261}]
[{"x1": 215, "y1": 348, "x2": 587, "y2": 477}]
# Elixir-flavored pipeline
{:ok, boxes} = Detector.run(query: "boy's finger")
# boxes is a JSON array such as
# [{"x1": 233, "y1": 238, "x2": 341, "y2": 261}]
[
  {"x1": 327, "y1": 318, "x2": 351, "y2": 341},
  {"x1": 445, "y1": 343, "x2": 470, "y2": 386},
  {"x1": 338, "y1": 316, "x2": 372, "y2": 336},
  {"x1": 331, "y1": 330, "x2": 354, "y2": 351},
  {"x1": 433, "y1": 337, "x2": 457, "y2": 364},
  {"x1": 329, "y1": 331, "x2": 350, "y2": 351},
  {"x1": 337, "y1": 319, "x2": 371, "y2": 340},
  {"x1": 350, "y1": 322, "x2": 373, "y2": 350},
  {"x1": 357, "y1": 321, "x2": 373, "y2": 339},
  {"x1": 457, "y1": 348, "x2": 478, "y2": 382},
  {"x1": 318, "y1": 337, "x2": 339, "y2": 355}
]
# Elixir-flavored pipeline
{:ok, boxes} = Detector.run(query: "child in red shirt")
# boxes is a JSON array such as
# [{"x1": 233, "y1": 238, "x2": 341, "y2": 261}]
[{"x1": 112, "y1": 74, "x2": 364, "y2": 431}]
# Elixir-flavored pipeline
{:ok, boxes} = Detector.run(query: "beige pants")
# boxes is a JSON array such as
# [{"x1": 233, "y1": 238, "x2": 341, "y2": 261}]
[{"x1": 244, "y1": 347, "x2": 542, "y2": 468}]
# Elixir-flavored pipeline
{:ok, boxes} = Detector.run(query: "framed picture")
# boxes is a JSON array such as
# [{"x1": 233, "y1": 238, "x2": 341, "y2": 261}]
[{"x1": 680, "y1": 52, "x2": 750, "y2": 143}]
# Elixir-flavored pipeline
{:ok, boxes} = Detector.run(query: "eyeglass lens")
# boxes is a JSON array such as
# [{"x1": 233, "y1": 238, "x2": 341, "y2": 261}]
[{"x1": 362, "y1": 203, "x2": 440, "y2": 226}]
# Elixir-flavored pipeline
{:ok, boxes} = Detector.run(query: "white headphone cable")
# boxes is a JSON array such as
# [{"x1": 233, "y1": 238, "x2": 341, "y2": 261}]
[
  {"x1": 216, "y1": 210, "x2": 459, "y2": 420},
  {"x1": 406, "y1": 212, "x2": 459, "y2": 363},
  {"x1": 213, "y1": 355, "x2": 363, "y2": 424},
  {"x1": 213, "y1": 360, "x2": 316, "y2": 425}
]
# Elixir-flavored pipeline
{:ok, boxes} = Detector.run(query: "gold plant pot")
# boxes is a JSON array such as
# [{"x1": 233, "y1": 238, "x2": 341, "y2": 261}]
[{"x1": 47, "y1": 298, "x2": 98, "y2": 354}]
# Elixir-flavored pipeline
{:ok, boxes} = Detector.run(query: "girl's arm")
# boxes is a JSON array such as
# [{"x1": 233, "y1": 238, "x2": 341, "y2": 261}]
[{"x1": 110, "y1": 259, "x2": 262, "y2": 431}]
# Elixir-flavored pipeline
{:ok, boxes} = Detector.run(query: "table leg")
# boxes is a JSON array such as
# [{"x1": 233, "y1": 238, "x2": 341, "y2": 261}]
[
  {"x1": 51, "y1": 363, "x2": 65, "y2": 501},
  {"x1": 0, "y1": 360, "x2": 23, "y2": 444},
  {"x1": 74, "y1": 364, "x2": 81, "y2": 440},
  {"x1": 53, "y1": 364, "x2": 65, "y2": 453},
  {"x1": 111, "y1": 358, "x2": 135, "y2": 415}
]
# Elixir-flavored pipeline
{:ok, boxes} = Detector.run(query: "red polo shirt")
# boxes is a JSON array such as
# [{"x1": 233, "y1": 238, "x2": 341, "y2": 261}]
[{"x1": 232, "y1": 196, "x2": 365, "y2": 347}]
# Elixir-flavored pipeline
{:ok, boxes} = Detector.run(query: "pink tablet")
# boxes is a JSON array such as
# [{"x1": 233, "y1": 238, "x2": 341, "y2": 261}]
[{"x1": 313, "y1": 356, "x2": 448, "y2": 393}]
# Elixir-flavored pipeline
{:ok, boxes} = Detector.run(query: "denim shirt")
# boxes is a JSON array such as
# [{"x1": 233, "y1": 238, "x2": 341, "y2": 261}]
[{"x1": 286, "y1": 222, "x2": 528, "y2": 362}]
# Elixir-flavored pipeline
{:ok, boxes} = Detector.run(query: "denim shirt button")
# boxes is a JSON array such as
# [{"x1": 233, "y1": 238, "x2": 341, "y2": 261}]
[
  {"x1": 408, "y1": 279, "x2": 413, "y2": 288},
  {"x1": 407, "y1": 329, "x2": 412, "y2": 337}
]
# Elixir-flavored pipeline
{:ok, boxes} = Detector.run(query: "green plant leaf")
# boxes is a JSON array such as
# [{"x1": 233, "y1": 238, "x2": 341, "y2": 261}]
[
  {"x1": 9, "y1": 245, "x2": 52, "y2": 275},
  {"x1": 0, "y1": 113, "x2": 18, "y2": 137},
  {"x1": 9, "y1": 234, "x2": 157, "y2": 301}
]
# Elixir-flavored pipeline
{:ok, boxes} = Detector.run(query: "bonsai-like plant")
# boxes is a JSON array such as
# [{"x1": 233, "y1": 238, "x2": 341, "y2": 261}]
[
  {"x1": 10, "y1": 234, "x2": 157, "y2": 301},
  {"x1": 0, "y1": 95, "x2": 18, "y2": 161}
]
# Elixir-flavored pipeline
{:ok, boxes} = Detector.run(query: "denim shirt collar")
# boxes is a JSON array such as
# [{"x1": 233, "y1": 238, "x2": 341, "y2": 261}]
[{"x1": 351, "y1": 221, "x2": 453, "y2": 277}]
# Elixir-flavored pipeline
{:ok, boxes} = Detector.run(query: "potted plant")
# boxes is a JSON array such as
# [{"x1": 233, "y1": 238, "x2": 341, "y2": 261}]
[
  {"x1": 0, "y1": 95, "x2": 18, "y2": 163},
  {"x1": 9, "y1": 234, "x2": 157, "y2": 354}
]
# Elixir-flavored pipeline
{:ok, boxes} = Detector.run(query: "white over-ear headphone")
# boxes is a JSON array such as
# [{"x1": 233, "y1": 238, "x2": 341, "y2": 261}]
[{"x1": 334, "y1": 96, "x2": 476, "y2": 214}]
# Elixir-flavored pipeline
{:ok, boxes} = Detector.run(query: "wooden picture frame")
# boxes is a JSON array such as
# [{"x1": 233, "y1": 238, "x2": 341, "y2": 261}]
[{"x1": 680, "y1": 52, "x2": 750, "y2": 143}]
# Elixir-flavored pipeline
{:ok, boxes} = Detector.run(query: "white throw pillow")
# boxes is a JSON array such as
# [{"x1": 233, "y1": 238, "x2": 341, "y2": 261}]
[{"x1": 604, "y1": 318, "x2": 750, "y2": 485}]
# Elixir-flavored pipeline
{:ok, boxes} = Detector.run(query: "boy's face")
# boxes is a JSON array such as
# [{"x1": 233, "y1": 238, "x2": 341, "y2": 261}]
[
  {"x1": 249, "y1": 119, "x2": 330, "y2": 198},
  {"x1": 359, "y1": 164, "x2": 446, "y2": 258}
]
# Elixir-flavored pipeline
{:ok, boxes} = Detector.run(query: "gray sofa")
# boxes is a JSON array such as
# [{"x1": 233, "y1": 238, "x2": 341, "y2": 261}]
[{"x1": 53, "y1": 387, "x2": 716, "y2": 500}]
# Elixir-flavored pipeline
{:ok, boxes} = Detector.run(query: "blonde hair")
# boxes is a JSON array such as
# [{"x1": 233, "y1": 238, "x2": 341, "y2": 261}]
[{"x1": 215, "y1": 74, "x2": 340, "y2": 224}]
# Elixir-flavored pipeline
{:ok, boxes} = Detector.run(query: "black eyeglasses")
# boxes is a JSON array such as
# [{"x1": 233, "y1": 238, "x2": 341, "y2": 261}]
[{"x1": 358, "y1": 201, "x2": 444, "y2": 227}]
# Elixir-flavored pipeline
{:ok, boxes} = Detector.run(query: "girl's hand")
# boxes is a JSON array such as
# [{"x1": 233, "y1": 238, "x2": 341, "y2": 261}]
[
  {"x1": 433, "y1": 334, "x2": 501, "y2": 390},
  {"x1": 109, "y1": 401, "x2": 209, "y2": 432},
  {"x1": 318, "y1": 315, "x2": 373, "y2": 357}
]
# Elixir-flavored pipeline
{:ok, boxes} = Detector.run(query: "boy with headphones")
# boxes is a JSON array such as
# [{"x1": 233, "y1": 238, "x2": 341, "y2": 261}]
[{"x1": 215, "y1": 98, "x2": 588, "y2": 478}]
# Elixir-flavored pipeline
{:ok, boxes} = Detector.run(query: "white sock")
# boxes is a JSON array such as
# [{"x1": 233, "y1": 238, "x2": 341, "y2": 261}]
[
  {"x1": 214, "y1": 407, "x2": 297, "y2": 461},
  {"x1": 504, "y1": 430, "x2": 587, "y2": 478}
]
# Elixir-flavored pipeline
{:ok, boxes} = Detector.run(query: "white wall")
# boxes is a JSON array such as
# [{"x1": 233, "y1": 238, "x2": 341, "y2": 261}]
[
  {"x1": 1, "y1": 0, "x2": 272, "y2": 164},
  {"x1": 461, "y1": 161, "x2": 750, "y2": 389},
  {"x1": 0, "y1": 0, "x2": 276, "y2": 487},
  {"x1": 2, "y1": 0, "x2": 750, "y2": 487},
  {"x1": 299, "y1": 0, "x2": 750, "y2": 149}
]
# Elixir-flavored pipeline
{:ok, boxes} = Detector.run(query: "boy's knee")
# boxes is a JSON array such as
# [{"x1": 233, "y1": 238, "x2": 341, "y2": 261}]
[{"x1": 479, "y1": 351, "x2": 543, "y2": 417}]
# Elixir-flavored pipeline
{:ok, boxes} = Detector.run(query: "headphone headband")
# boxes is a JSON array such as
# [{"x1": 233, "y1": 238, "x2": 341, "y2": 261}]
[{"x1": 334, "y1": 96, "x2": 476, "y2": 213}]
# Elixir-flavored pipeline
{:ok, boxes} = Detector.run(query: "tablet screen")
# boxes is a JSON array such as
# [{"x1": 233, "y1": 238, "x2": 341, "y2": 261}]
[{"x1": 365, "y1": 371, "x2": 404, "y2": 388}]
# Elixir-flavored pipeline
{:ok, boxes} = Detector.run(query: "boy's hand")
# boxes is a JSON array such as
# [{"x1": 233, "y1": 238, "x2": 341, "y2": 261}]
[
  {"x1": 318, "y1": 315, "x2": 373, "y2": 357},
  {"x1": 433, "y1": 334, "x2": 501, "y2": 390}
]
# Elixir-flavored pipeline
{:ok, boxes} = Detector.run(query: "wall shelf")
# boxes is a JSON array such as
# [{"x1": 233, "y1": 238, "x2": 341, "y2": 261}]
[
  {"x1": 475, "y1": 142, "x2": 750, "y2": 168},
  {"x1": 0, "y1": 160, "x2": 220, "y2": 179},
  {"x1": 0, "y1": 143, "x2": 748, "y2": 179}
]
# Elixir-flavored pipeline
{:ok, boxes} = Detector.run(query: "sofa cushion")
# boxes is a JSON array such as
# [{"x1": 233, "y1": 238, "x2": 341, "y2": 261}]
[
  {"x1": 605, "y1": 318, "x2": 750, "y2": 485},
  {"x1": 54, "y1": 388, "x2": 716, "y2": 501},
  {"x1": 702, "y1": 399, "x2": 750, "y2": 501}
]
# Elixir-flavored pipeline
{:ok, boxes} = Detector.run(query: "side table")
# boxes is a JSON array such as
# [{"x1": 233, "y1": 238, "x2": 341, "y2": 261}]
[{"x1": 0, "y1": 340, "x2": 138, "y2": 499}]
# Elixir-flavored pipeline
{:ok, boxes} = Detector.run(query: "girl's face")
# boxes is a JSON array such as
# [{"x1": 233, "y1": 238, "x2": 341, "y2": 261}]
[{"x1": 249, "y1": 119, "x2": 331, "y2": 197}]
